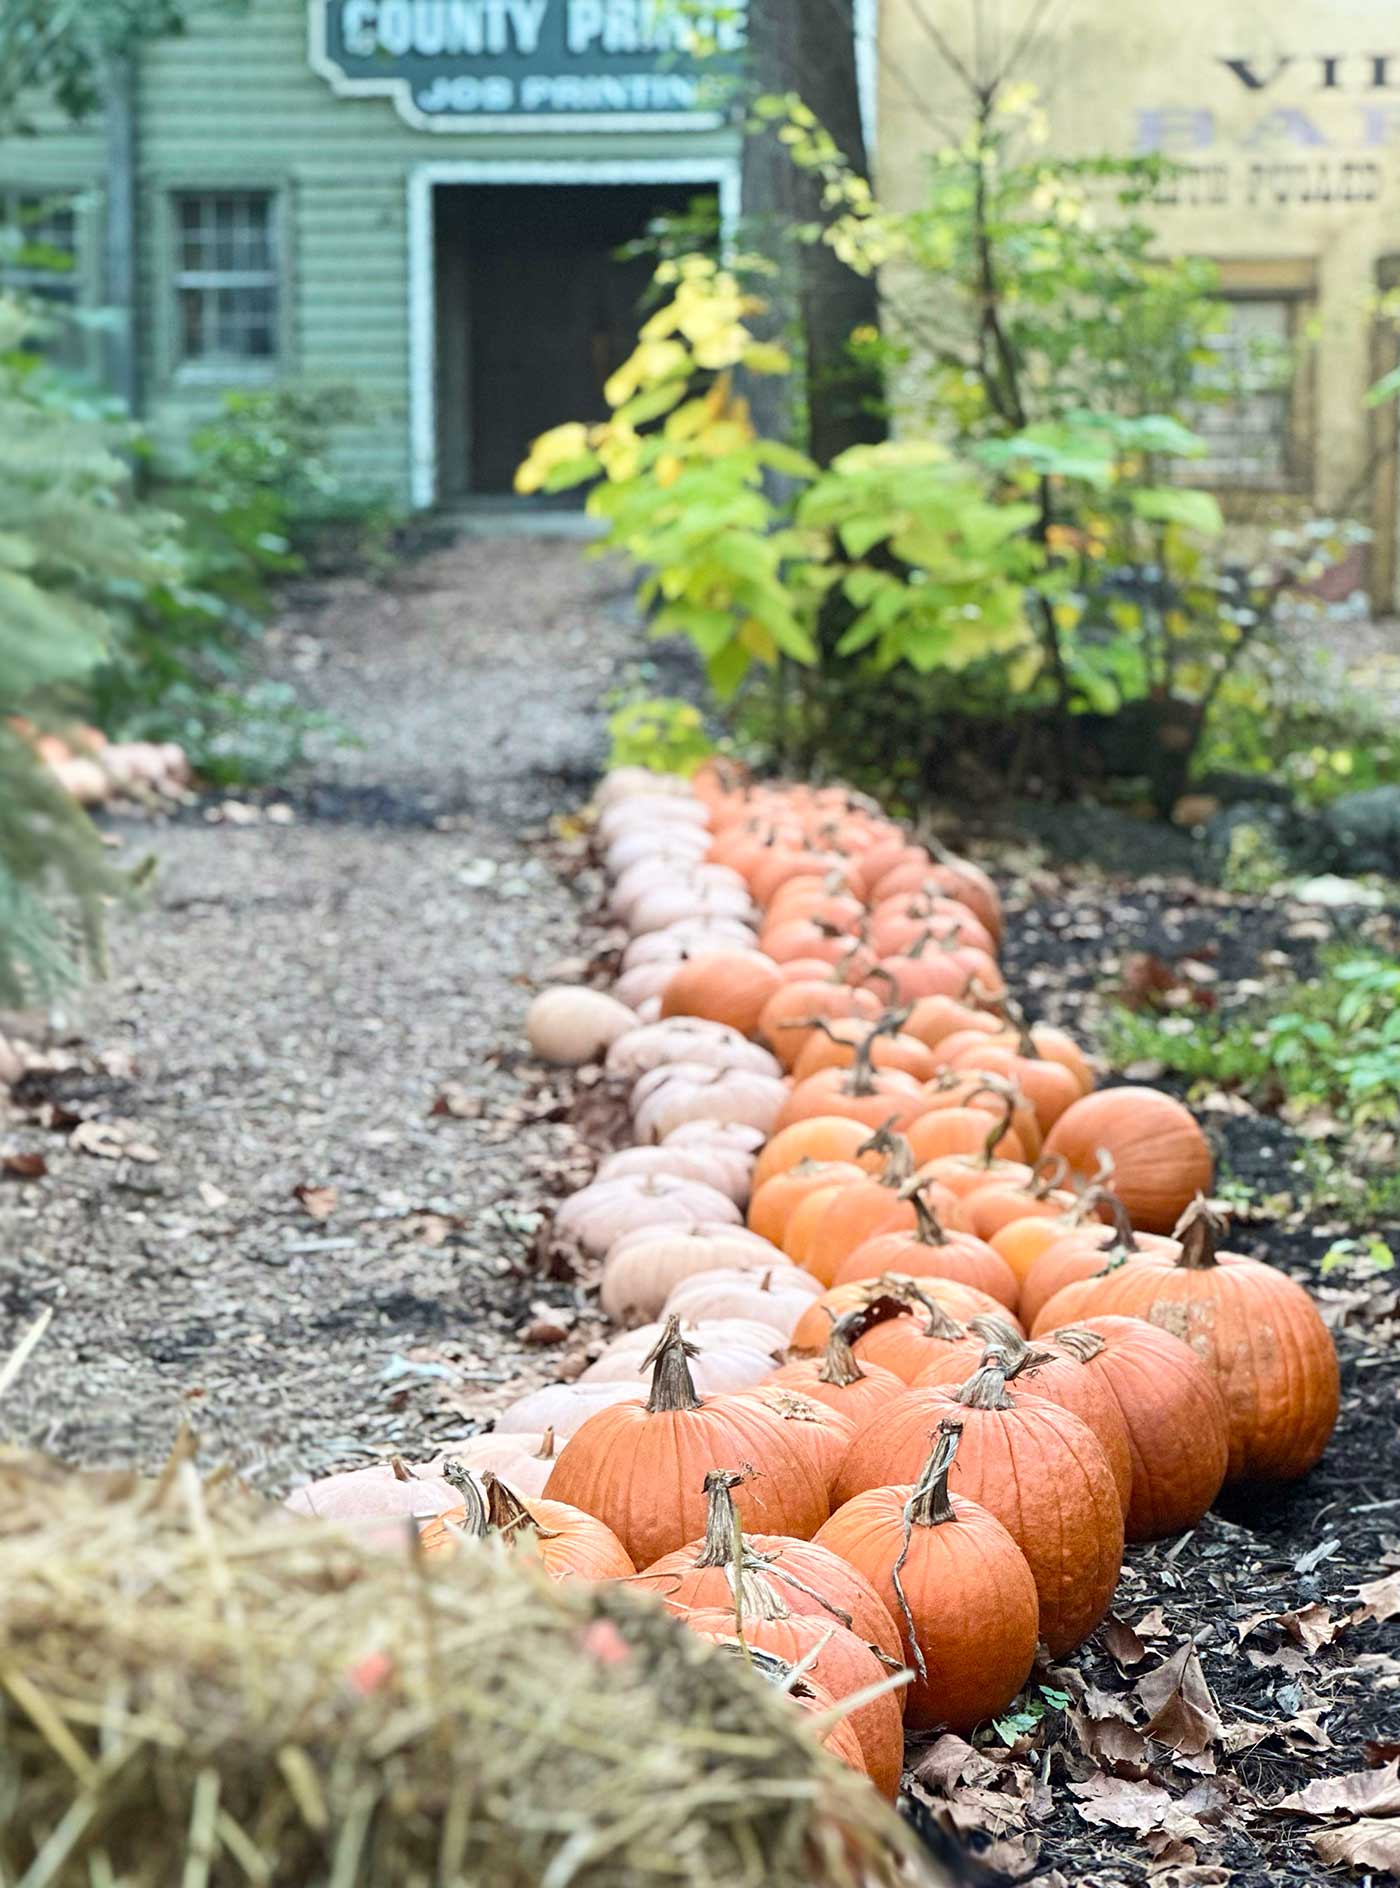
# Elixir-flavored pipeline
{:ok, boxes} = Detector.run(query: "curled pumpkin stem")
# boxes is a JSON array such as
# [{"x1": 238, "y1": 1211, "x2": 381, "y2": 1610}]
[
  {"x1": 1092, "y1": 1191, "x2": 1143, "y2": 1270},
  {"x1": 892, "y1": 1418, "x2": 966, "y2": 1680},
  {"x1": 952, "y1": 1354, "x2": 1015, "y2": 1411},
  {"x1": 970, "y1": 1317, "x2": 1057, "y2": 1380},
  {"x1": 1051, "y1": 1325, "x2": 1107, "y2": 1364},
  {"x1": 439, "y1": 1460, "x2": 489, "y2": 1534},
  {"x1": 857, "y1": 1120, "x2": 916, "y2": 1189},
  {"x1": 482, "y1": 1470, "x2": 560, "y2": 1544},
  {"x1": 859, "y1": 1275, "x2": 966, "y2": 1342},
  {"x1": 817, "y1": 1307, "x2": 874, "y2": 1387},
  {"x1": 1027, "y1": 1153, "x2": 1070, "y2": 1199}
]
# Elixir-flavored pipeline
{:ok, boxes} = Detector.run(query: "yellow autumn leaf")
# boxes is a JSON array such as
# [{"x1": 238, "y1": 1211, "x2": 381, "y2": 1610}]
[{"x1": 514, "y1": 421, "x2": 590, "y2": 494}]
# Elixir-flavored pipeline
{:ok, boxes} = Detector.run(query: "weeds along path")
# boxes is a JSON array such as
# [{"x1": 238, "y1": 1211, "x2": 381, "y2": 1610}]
[{"x1": 0, "y1": 534, "x2": 648, "y2": 1487}]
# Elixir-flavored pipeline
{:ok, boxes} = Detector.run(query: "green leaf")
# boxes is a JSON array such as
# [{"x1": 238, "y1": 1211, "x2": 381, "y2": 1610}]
[
  {"x1": 838, "y1": 512, "x2": 904, "y2": 558},
  {"x1": 1366, "y1": 364, "x2": 1400, "y2": 409},
  {"x1": 705, "y1": 638, "x2": 751, "y2": 701},
  {"x1": 1130, "y1": 487, "x2": 1224, "y2": 535},
  {"x1": 755, "y1": 440, "x2": 819, "y2": 481}
]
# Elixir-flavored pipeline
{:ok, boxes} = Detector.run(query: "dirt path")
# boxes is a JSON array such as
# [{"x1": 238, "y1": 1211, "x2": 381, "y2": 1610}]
[{"x1": 0, "y1": 534, "x2": 640, "y2": 1489}]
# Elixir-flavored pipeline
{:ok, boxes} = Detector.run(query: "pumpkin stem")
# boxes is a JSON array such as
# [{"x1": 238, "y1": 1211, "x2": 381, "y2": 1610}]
[
  {"x1": 439, "y1": 1460, "x2": 489, "y2": 1534},
  {"x1": 1027, "y1": 1153, "x2": 1069, "y2": 1199},
  {"x1": 863, "y1": 963, "x2": 899, "y2": 1000},
  {"x1": 482, "y1": 1470, "x2": 561, "y2": 1544},
  {"x1": 695, "y1": 1468, "x2": 750, "y2": 1567},
  {"x1": 533, "y1": 1427, "x2": 557, "y2": 1462},
  {"x1": 1174, "y1": 1196, "x2": 1224, "y2": 1269},
  {"x1": 907, "y1": 1417, "x2": 964, "y2": 1530},
  {"x1": 1094, "y1": 1190, "x2": 1142, "y2": 1265},
  {"x1": 952, "y1": 1354, "x2": 1014, "y2": 1411},
  {"x1": 897, "y1": 1183, "x2": 948, "y2": 1247},
  {"x1": 866, "y1": 1275, "x2": 967, "y2": 1342},
  {"x1": 644, "y1": 1314, "x2": 705, "y2": 1414},
  {"x1": 816, "y1": 1307, "x2": 872, "y2": 1387},
  {"x1": 972, "y1": 1317, "x2": 1058, "y2": 1380},
  {"x1": 1051, "y1": 1325, "x2": 1106, "y2": 1364},
  {"x1": 992, "y1": 991, "x2": 1039, "y2": 1059},
  {"x1": 390, "y1": 1456, "x2": 414, "y2": 1483},
  {"x1": 857, "y1": 1120, "x2": 915, "y2": 1189}
]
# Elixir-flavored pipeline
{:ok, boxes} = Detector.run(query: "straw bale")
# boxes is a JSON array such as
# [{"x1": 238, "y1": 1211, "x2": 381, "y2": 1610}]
[{"x1": 0, "y1": 1449, "x2": 935, "y2": 1887}]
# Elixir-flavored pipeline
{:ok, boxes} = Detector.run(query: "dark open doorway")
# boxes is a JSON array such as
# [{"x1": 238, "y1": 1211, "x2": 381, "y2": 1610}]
[{"x1": 433, "y1": 181, "x2": 713, "y2": 501}]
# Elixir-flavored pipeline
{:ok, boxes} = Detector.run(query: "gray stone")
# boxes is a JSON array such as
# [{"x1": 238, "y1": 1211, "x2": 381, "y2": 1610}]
[{"x1": 1320, "y1": 786, "x2": 1400, "y2": 876}]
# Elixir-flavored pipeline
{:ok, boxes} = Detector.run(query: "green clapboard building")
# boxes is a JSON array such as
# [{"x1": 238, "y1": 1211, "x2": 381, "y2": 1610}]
[{"x1": 0, "y1": 1, "x2": 786, "y2": 509}]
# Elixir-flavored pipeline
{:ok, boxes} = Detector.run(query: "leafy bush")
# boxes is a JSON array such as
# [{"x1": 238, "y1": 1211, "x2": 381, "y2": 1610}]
[
  {"x1": 0, "y1": 299, "x2": 173, "y2": 998},
  {"x1": 606, "y1": 696, "x2": 716, "y2": 777},
  {"x1": 1105, "y1": 949, "x2": 1400, "y2": 1130}
]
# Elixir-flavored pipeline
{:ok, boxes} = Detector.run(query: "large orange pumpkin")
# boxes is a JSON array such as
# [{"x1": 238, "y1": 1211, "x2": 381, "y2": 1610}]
[
  {"x1": 746, "y1": 1158, "x2": 866, "y2": 1246},
  {"x1": 633, "y1": 1468, "x2": 903, "y2": 1663},
  {"x1": 913, "y1": 1321, "x2": 1133, "y2": 1514},
  {"x1": 788, "y1": 1273, "x2": 1010, "y2": 1356},
  {"x1": 1031, "y1": 1204, "x2": 1339, "y2": 1483},
  {"x1": 1043, "y1": 1087, "x2": 1213, "y2": 1234},
  {"x1": 1046, "y1": 1317, "x2": 1230, "y2": 1539},
  {"x1": 815, "y1": 1418, "x2": 1039, "y2": 1733},
  {"x1": 734, "y1": 1384, "x2": 856, "y2": 1497},
  {"x1": 543, "y1": 1318, "x2": 830, "y2": 1566},
  {"x1": 1018, "y1": 1196, "x2": 1178, "y2": 1330},
  {"x1": 751, "y1": 1117, "x2": 885, "y2": 1194},
  {"x1": 659, "y1": 951, "x2": 784, "y2": 1039},
  {"x1": 833, "y1": 1358, "x2": 1123, "y2": 1655},
  {"x1": 757, "y1": 974, "x2": 881, "y2": 1071}
]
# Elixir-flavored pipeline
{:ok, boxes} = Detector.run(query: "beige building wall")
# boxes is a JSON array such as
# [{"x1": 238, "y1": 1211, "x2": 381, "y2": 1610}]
[{"x1": 876, "y1": 0, "x2": 1400, "y2": 598}]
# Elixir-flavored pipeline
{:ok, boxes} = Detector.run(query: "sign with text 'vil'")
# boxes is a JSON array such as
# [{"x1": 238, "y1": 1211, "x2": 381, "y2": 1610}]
[{"x1": 308, "y1": 0, "x2": 747, "y2": 130}]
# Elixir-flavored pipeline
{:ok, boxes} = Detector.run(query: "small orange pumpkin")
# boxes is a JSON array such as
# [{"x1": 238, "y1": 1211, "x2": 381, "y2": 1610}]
[
  {"x1": 418, "y1": 1472, "x2": 635, "y2": 1582},
  {"x1": 834, "y1": 1189, "x2": 1020, "y2": 1310}
]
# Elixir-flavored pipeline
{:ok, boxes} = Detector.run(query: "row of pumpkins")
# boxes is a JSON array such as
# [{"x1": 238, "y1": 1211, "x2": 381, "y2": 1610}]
[
  {"x1": 9, "y1": 718, "x2": 192, "y2": 807},
  {"x1": 287, "y1": 762, "x2": 1341, "y2": 1798}
]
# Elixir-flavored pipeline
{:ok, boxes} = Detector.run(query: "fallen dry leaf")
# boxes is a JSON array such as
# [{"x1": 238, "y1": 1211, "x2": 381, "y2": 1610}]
[
  {"x1": 1102, "y1": 1613, "x2": 1151, "y2": 1670},
  {"x1": 1, "y1": 1150, "x2": 46, "y2": 1180},
  {"x1": 1369, "y1": 1743, "x2": 1400, "y2": 1768},
  {"x1": 1311, "y1": 1819, "x2": 1400, "y2": 1873},
  {"x1": 1356, "y1": 1570, "x2": 1400, "y2": 1625},
  {"x1": 292, "y1": 1183, "x2": 338, "y2": 1221},
  {"x1": 1276, "y1": 1760, "x2": 1400, "y2": 1819},
  {"x1": 1137, "y1": 1644, "x2": 1223, "y2": 1757},
  {"x1": 70, "y1": 1118, "x2": 159, "y2": 1163}
]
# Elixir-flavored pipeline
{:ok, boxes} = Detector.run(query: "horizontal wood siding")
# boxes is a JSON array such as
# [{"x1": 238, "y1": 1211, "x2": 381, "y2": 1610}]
[{"x1": 4, "y1": 0, "x2": 737, "y2": 502}]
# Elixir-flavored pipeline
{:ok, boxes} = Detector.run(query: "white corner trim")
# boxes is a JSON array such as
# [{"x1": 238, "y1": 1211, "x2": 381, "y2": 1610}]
[
  {"x1": 406, "y1": 155, "x2": 743, "y2": 511},
  {"x1": 854, "y1": 0, "x2": 879, "y2": 168}
]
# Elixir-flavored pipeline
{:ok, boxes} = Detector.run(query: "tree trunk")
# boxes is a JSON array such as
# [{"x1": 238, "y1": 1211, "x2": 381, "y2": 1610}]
[{"x1": 741, "y1": 0, "x2": 886, "y2": 465}]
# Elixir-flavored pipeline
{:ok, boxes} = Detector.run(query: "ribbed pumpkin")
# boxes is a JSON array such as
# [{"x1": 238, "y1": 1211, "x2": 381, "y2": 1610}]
[
  {"x1": 633, "y1": 1469, "x2": 903, "y2": 1664},
  {"x1": 815, "y1": 1419, "x2": 1039, "y2": 1733},
  {"x1": 418, "y1": 1472, "x2": 635, "y2": 1582},
  {"x1": 834, "y1": 1190, "x2": 1020, "y2": 1310},
  {"x1": 734, "y1": 1385, "x2": 857, "y2": 1497},
  {"x1": 913, "y1": 1320, "x2": 1133, "y2": 1514},
  {"x1": 767, "y1": 1304, "x2": 911, "y2": 1425},
  {"x1": 1032, "y1": 1204, "x2": 1339, "y2": 1484},
  {"x1": 784, "y1": 1129, "x2": 972, "y2": 1286},
  {"x1": 1018, "y1": 1196, "x2": 1178, "y2": 1330},
  {"x1": 746, "y1": 1158, "x2": 866, "y2": 1246},
  {"x1": 1043, "y1": 1086, "x2": 1213, "y2": 1234},
  {"x1": 938, "y1": 1037, "x2": 1082, "y2": 1134},
  {"x1": 848, "y1": 1283, "x2": 991, "y2": 1384},
  {"x1": 959, "y1": 1156, "x2": 1080, "y2": 1243},
  {"x1": 543, "y1": 1319, "x2": 830, "y2": 1567},
  {"x1": 683, "y1": 1580, "x2": 904, "y2": 1795},
  {"x1": 771, "y1": 1048, "x2": 929, "y2": 1137},
  {"x1": 834, "y1": 1358, "x2": 1123, "y2": 1655},
  {"x1": 788, "y1": 1273, "x2": 1010, "y2": 1355},
  {"x1": 792, "y1": 1015, "x2": 939, "y2": 1084},
  {"x1": 1047, "y1": 1318, "x2": 1230, "y2": 1539}
]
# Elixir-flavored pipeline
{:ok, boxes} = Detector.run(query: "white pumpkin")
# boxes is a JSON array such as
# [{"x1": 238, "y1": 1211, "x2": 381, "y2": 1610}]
[
  {"x1": 627, "y1": 883, "x2": 755, "y2": 937},
  {"x1": 284, "y1": 1458, "x2": 463, "y2": 1523},
  {"x1": 610, "y1": 861, "x2": 748, "y2": 924},
  {"x1": 581, "y1": 1318, "x2": 783, "y2": 1391},
  {"x1": 630, "y1": 1062, "x2": 789, "y2": 1143},
  {"x1": 596, "y1": 767, "x2": 696, "y2": 808},
  {"x1": 494, "y1": 1379, "x2": 640, "y2": 1437},
  {"x1": 662, "y1": 1265, "x2": 822, "y2": 1336},
  {"x1": 552, "y1": 1172, "x2": 740, "y2": 1260},
  {"x1": 427, "y1": 1430, "x2": 562, "y2": 1497},
  {"x1": 605, "y1": 1017, "x2": 782, "y2": 1083},
  {"x1": 621, "y1": 922, "x2": 757, "y2": 968},
  {"x1": 598, "y1": 1222, "x2": 789, "y2": 1323},
  {"x1": 605, "y1": 828, "x2": 710, "y2": 875},
  {"x1": 592, "y1": 1144, "x2": 751, "y2": 1205},
  {"x1": 596, "y1": 796, "x2": 710, "y2": 844},
  {"x1": 527, "y1": 986, "x2": 638, "y2": 1064}
]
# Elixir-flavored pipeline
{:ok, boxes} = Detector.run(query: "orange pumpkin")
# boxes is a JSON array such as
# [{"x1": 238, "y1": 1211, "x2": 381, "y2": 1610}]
[
  {"x1": 767, "y1": 1303, "x2": 910, "y2": 1426},
  {"x1": 788, "y1": 1273, "x2": 1011, "y2": 1357},
  {"x1": 815, "y1": 1418, "x2": 1038, "y2": 1732},
  {"x1": 913, "y1": 1320, "x2": 1133, "y2": 1513},
  {"x1": 757, "y1": 975, "x2": 882, "y2": 1072},
  {"x1": 746, "y1": 1158, "x2": 866, "y2": 1246},
  {"x1": 772, "y1": 1055, "x2": 929, "y2": 1136},
  {"x1": 418, "y1": 1472, "x2": 635, "y2": 1581},
  {"x1": 835, "y1": 1359, "x2": 1124, "y2": 1655},
  {"x1": 734, "y1": 1384, "x2": 857, "y2": 1497},
  {"x1": 633, "y1": 1468, "x2": 903, "y2": 1663},
  {"x1": 543, "y1": 1318, "x2": 830, "y2": 1566},
  {"x1": 834, "y1": 1191, "x2": 1020, "y2": 1310},
  {"x1": 1018, "y1": 1196, "x2": 1178, "y2": 1330},
  {"x1": 751, "y1": 1116, "x2": 885, "y2": 1194},
  {"x1": 1031, "y1": 1203, "x2": 1339, "y2": 1484},
  {"x1": 1043, "y1": 1086, "x2": 1213, "y2": 1234},
  {"x1": 792, "y1": 1015, "x2": 940, "y2": 1085},
  {"x1": 959, "y1": 1155, "x2": 1080, "y2": 1243},
  {"x1": 660, "y1": 951, "x2": 784, "y2": 1039}
]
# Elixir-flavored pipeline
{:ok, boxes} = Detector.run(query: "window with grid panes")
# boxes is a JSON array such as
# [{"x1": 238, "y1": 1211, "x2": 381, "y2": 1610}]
[
  {"x1": 173, "y1": 192, "x2": 279, "y2": 369},
  {"x1": 1190, "y1": 298, "x2": 1298, "y2": 489},
  {"x1": 0, "y1": 190, "x2": 82, "y2": 366}
]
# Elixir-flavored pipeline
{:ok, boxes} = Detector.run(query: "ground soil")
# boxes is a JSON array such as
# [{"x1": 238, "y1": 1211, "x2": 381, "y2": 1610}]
[{"x1": 1, "y1": 534, "x2": 1396, "y2": 1886}]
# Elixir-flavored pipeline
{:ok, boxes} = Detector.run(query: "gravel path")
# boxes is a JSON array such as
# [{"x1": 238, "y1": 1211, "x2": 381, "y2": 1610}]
[{"x1": 0, "y1": 535, "x2": 642, "y2": 1490}]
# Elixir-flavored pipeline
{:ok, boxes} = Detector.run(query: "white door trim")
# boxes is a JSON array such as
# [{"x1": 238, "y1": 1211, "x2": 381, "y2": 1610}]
[{"x1": 407, "y1": 155, "x2": 742, "y2": 509}]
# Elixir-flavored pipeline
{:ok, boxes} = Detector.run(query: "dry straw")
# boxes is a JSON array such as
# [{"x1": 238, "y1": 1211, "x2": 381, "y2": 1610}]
[{"x1": 0, "y1": 1446, "x2": 936, "y2": 1887}]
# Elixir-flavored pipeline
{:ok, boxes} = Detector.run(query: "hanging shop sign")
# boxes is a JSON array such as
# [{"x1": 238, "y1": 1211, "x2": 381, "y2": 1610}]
[{"x1": 308, "y1": 0, "x2": 747, "y2": 131}]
